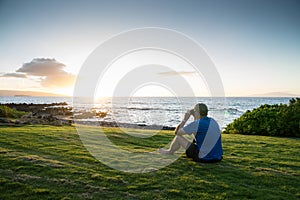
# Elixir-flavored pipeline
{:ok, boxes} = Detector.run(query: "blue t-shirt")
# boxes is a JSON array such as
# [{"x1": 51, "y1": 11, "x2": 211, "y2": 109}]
[{"x1": 183, "y1": 117, "x2": 223, "y2": 161}]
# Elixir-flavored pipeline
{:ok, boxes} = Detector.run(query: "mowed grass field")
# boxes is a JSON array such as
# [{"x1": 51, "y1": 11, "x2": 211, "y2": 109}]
[{"x1": 0, "y1": 125, "x2": 299, "y2": 199}]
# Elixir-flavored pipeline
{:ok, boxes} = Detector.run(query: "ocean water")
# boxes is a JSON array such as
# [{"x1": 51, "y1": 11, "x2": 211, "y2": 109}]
[{"x1": 0, "y1": 96, "x2": 292, "y2": 129}]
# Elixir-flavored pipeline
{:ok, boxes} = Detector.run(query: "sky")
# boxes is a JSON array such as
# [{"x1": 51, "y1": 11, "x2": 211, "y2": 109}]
[{"x1": 0, "y1": 0, "x2": 299, "y2": 97}]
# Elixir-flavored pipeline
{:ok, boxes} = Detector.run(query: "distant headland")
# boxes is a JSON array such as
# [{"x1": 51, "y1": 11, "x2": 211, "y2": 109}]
[
  {"x1": 0, "y1": 90, "x2": 67, "y2": 97},
  {"x1": 249, "y1": 92, "x2": 299, "y2": 97}
]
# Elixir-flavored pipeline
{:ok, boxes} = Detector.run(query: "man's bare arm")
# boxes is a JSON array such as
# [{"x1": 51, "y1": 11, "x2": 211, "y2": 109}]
[
  {"x1": 175, "y1": 112, "x2": 191, "y2": 135},
  {"x1": 175, "y1": 110, "x2": 193, "y2": 135},
  {"x1": 174, "y1": 121, "x2": 186, "y2": 135}
]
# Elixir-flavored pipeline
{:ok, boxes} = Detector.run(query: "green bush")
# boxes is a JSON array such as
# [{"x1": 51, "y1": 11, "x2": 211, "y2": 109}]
[
  {"x1": 223, "y1": 98, "x2": 300, "y2": 137},
  {"x1": 0, "y1": 105, "x2": 29, "y2": 119}
]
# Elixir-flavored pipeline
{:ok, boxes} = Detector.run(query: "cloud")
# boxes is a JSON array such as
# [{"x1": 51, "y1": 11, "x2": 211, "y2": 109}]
[
  {"x1": 16, "y1": 58, "x2": 66, "y2": 76},
  {"x1": 1, "y1": 58, "x2": 76, "y2": 88},
  {"x1": 0, "y1": 72, "x2": 27, "y2": 78},
  {"x1": 158, "y1": 71, "x2": 197, "y2": 76}
]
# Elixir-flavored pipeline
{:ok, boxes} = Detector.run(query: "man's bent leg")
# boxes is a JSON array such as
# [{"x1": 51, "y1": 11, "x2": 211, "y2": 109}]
[{"x1": 159, "y1": 135, "x2": 192, "y2": 154}]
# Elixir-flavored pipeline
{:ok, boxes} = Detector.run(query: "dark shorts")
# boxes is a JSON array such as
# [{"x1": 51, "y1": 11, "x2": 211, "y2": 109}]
[{"x1": 185, "y1": 143, "x2": 222, "y2": 163}]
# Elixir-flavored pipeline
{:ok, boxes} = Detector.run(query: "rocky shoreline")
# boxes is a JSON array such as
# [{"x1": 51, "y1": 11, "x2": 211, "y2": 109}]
[
  {"x1": 1, "y1": 102, "x2": 72, "y2": 126},
  {"x1": 2, "y1": 102, "x2": 71, "y2": 115},
  {"x1": 0, "y1": 102, "x2": 175, "y2": 130}
]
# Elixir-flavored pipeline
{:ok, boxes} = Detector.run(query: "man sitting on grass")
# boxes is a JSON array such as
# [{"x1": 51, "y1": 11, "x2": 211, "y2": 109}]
[{"x1": 159, "y1": 103, "x2": 223, "y2": 163}]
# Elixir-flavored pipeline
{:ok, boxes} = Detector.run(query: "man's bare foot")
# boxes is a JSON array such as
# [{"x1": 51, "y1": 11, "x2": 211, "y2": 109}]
[{"x1": 158, "y1": 148, "x2": 173, "y2": 155}]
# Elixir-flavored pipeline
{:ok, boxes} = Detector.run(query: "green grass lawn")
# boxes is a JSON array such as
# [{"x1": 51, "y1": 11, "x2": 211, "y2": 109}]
[{"x1": 0, "y1": 125, "x2": 299, "y2": 199}]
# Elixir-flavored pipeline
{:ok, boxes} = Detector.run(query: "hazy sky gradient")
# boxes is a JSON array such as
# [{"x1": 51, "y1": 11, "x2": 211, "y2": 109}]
[{"x1": 0, "y1": 0, "x2": 299, "y2": 96}]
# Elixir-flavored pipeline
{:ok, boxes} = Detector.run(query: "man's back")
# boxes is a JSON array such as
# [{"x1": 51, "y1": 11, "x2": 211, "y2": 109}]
[
  {"x1": 185, "y1": 117, "x2": 223, "y2": 161},
  {"x1": 196, "y1": 117, "x2": 223, "y2": 161}
]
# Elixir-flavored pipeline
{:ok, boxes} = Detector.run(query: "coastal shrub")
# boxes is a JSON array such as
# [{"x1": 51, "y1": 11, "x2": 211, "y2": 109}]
[
  {"x1": 0, "y1": 105, "x2": 29, "y2": 119},
  {"x1": 223, "y1": 98, "x2": 300, "y2": 137}
]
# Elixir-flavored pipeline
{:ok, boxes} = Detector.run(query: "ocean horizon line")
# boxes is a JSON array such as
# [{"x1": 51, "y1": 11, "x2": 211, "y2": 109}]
[
  {"x1": 0, "y1": 89, "x2": 298, "y2": 98},
  {"x1": 1, "y1": 95, "x2": 298, "y2": 98}
]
